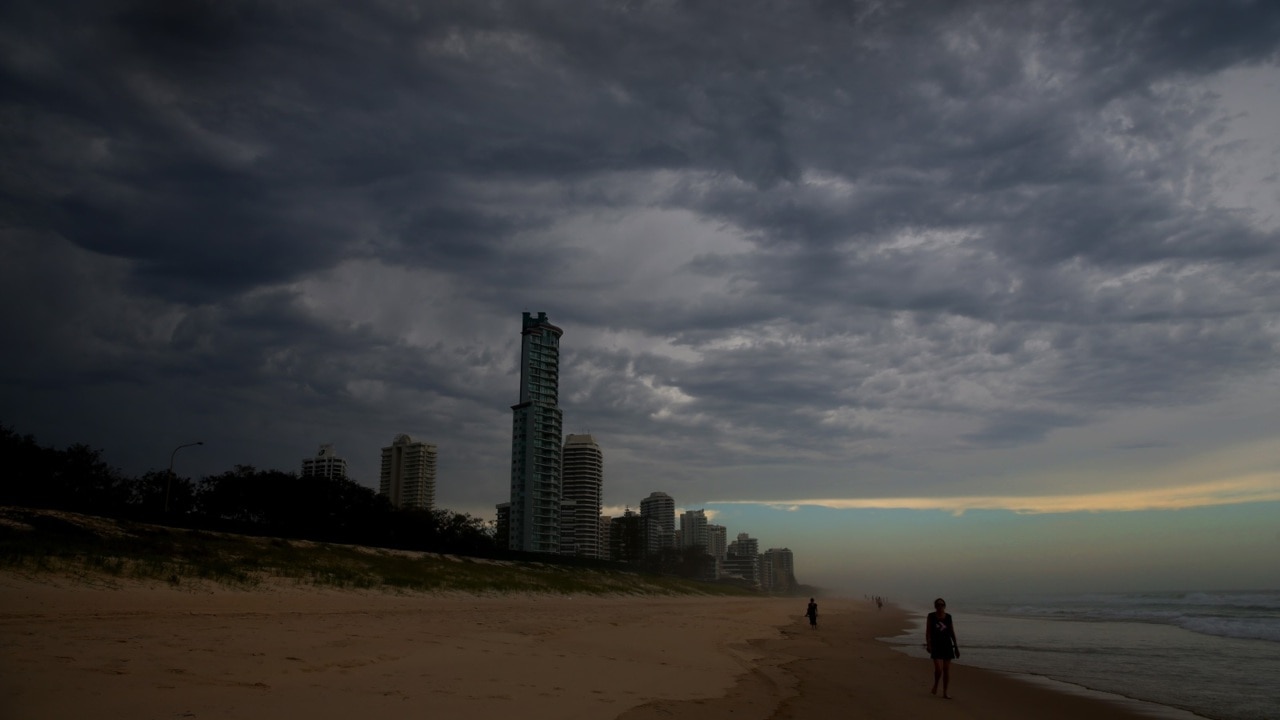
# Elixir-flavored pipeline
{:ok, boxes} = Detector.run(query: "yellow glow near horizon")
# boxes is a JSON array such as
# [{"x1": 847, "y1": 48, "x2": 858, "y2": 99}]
[{"x1": 713, "y1": 474, "x2": 1280, "y2": 515}]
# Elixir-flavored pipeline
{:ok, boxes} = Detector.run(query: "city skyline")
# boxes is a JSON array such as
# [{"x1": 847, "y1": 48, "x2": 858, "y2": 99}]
[
  {"x1": 3, "y1": 1, "x2": 1279, "y2": 600},
  {"x1": 285, "y1": 420, "x2": 787, "y2": 569}
]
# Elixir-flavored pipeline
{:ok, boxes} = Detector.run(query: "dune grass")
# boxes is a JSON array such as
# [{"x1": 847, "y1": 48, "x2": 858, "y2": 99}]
[{"x1": 0, "y1": 506, "x2": 753, "y2": 596}]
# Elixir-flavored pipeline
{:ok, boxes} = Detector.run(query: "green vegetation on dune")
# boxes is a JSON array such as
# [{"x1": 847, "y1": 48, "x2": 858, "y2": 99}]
[{"x1": 0, "y1": 507, "x2": 753, "y2": 596}]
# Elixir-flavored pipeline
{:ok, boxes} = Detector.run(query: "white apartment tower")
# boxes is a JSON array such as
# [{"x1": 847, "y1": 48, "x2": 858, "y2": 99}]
[
  {"x1": 560, "y1": 434, "x2": 604, "y2": 558},
  {"x1": 379, "y1": 434, "x2": 437, "y2": 511},
  {"x1": 508, "y1": 312, "x2": 564, "y2": 553},
  {"x1": 639, "y1": 491, "x2": 676, "y2": 555},
  {"x1": 301, "y1": 443, "x2": 347, "y2": 480}
]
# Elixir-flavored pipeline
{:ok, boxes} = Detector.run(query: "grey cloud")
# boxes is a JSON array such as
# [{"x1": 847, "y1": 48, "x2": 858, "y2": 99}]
[
  {"x1": 3, "y1": 0, "x2": 1280, "y2": 510},
  {"x1": 962, "y1": 408, "x2": 1084, "y2": 447}
]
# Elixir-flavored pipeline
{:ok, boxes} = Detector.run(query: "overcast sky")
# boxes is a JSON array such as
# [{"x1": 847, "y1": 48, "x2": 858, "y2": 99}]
[{"x1": 3, "y1": 0, "x2": 1279, "y2": 599}]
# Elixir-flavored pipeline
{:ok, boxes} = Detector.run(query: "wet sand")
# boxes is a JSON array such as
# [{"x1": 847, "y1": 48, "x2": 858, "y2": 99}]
[{"x1": 621, "y1": 597, "x2": 1167, "y2": 720}]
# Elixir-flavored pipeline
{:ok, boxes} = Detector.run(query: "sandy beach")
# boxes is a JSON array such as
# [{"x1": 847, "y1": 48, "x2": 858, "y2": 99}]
[{"x1": 0, "y1": 576, "x2": 1166, "y2": 720}]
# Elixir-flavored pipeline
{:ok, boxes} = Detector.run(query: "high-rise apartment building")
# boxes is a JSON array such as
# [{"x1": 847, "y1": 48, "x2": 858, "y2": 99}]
[
  {"x1": 708, "y1": 524, "x2": 728, "y2": 560},
  {"x1": 301, "y1": 443, "x2": 347, "y2": 480},
  {"x1": 762, "y1": 547, "x2": 797, "y2": 592},
  {"x1": 679, "y1": 509, "x2": 709, "y2": 552},
  {"x1": 639, "y1": 491, "x2": 675, "y2": 556},
  {"x1": 560, "y1": 433, "x2": 604, "y2": 558},
  {"x1": 494, "y1": 503, "x2": 511, "y2": 551},
  {"x1": 379, "y1": 434, "x2": 437, "y2": 511},
  {"x1": 508, "y1": 312, "x2": 564, "y2": 553},
  {"x1": 598, "y1": 515, "x2": 612, "y2": 553},
  {"x1": 728, "y1": 532, "x2": 759, "y2": 558},
  {"x1": 608, "y1": 509, "x2": 646, "y2": 564},
  {"x1": 724, "y1": 532, "x2": 761, "y2": 587}
]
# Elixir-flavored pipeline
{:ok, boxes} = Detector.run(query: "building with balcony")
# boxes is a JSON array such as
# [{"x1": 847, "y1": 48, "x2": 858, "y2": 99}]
[
  {"x1": 301, "y1": 443, "x2": 347, "y2": 480},
  {"x1": 379, "y1": 434, "x2": 437, "y2": 511},
  {"x1": 639, "y1": 491, "x2": 675, "y2": 556},
  {"x1": 762, "y1": 547, "x2": 797, "y2": 592},
  {"x1": 679, "y1": 509, "x2": 709, "y2": 552},
  {"x1": 708, "y1": 524, "x2": 727, "y2": 560},
  {"x1": 724, "y1": 532, "x2": 761, "y2": 587},
  {"x1": 560, "y1": 433, "x2": 604, "y2": 558}
]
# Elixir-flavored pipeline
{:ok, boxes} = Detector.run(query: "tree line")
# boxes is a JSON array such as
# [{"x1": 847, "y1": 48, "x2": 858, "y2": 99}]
[{"x1": 0, "y1": 425, "x2": 495, "y2": 555}]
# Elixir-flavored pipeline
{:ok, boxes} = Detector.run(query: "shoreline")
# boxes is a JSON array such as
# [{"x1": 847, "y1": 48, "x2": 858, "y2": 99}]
[
  {"x1": 0, "y1": 576, "x2": 1198, "y2": 719},
  {"x1": 882, "y1": 609, "x2": 1209, "y2": 720},
  {"x1": 619, "y1": 598, "x2": 1190, "y2": 720}
]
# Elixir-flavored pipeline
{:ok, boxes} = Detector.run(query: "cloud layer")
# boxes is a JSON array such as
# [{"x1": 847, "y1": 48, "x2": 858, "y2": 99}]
[{"x1": 3, "y1": 1, "x2": 1279, "y2": 521}]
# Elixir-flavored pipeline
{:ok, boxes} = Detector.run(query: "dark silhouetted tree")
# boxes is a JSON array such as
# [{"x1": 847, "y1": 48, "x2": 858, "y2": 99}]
[
  {"x1": 0, "y1": 425, "x2": 49, "y2": 507},
  {"x1": 0, "y1": 426, "x2": 127, "y2": 513},
  {"x1": 130, "y1": 470, "x2": 196, "y2": 517}
]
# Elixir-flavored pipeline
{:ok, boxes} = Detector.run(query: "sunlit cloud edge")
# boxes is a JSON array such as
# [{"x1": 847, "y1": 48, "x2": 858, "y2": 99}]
[{"x1": 705, "y1": 475, "x2": 1280, "y2": 516}]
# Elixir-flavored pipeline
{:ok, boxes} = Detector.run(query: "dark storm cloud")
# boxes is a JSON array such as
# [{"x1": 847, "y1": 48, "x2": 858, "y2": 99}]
[{"x1": 3, "y1": 0, "x2": 1280, "y2": 507}]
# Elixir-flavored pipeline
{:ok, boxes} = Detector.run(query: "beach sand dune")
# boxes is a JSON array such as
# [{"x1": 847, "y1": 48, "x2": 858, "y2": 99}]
[{"x1": 1, "y1": 578, "x2": 1162, "y2": 720}]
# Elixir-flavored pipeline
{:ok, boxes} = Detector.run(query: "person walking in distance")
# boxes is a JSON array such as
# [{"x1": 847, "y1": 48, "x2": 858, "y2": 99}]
[
  {"x1": 804, "y1": 598, "x2": 818, "y2": 629},
  {"x1": 925, "y1": 597, "x2": 959, "y2": 698}
]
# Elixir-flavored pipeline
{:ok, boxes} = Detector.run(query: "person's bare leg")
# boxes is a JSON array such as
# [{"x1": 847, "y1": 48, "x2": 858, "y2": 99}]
[
  {"x1": 942, "y1": 660, "x2": 952, "y2": 699},
  {"x1": 931, "y1": 659, "x2": 942, "y2": 694}
]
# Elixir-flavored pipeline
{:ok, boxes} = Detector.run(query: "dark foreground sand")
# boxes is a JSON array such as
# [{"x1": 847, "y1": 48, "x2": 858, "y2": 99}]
[{"x1": 0, "y1": 577, "x2": 1165, "y2": 720}]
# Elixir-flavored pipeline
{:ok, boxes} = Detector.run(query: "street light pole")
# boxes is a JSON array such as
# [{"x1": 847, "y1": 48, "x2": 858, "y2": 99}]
[{"x1": 165, "y1": 441, "x2": 204, "y2": 514}]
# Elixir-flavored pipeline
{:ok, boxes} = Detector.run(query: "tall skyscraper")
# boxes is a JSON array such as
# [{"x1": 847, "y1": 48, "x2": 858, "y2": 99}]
[
  {"x1": 560, "y1": 433, "x2": 604, "y2": 558},
  {"x1": 508, "y1": 311, "x2": 564, "y2": 553},
  {"x1": 639, "y1": 491, "x2": 675, "y2": 555},
  {"x1": 379, "y1": 434, "x2": 437, "y2": 511},
  {"x1": 301, "y1": 443, "x2": 347, "y2": 480}
]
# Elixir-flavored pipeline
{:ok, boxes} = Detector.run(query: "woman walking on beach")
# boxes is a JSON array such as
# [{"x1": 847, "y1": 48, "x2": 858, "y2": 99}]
[
  {"x1": 926, "y1": 597, "x2": 959, "y2": 699},
  {"x1": 805, "y1": 598, "x2": 818, "y2": 629}
]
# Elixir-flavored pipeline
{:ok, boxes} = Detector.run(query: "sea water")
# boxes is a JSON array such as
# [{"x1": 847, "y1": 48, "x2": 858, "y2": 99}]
[{"x1": 883, "y1": 590, "x2": 1280, "y2": 720}]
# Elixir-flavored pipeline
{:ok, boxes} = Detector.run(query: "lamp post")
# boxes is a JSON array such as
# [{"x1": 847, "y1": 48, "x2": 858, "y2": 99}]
[{"x1": 165, "y1": 441, "x2": 204, "y2": 514}]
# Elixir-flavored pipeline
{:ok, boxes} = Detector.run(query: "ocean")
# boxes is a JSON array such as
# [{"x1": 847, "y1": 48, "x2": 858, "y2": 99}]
[{"x1": 883, "y1": 590, "x2": 1280, "y2": 720}]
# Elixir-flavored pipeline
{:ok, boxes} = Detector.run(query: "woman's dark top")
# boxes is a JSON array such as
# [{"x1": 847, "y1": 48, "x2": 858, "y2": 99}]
[{"x1": 926, "y1": 611, "x2": 956, "y2": 660}]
